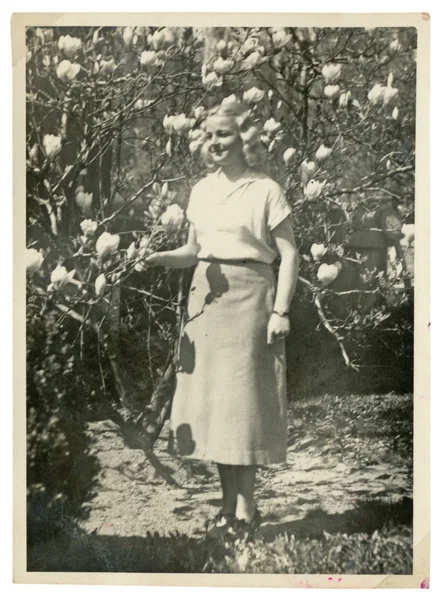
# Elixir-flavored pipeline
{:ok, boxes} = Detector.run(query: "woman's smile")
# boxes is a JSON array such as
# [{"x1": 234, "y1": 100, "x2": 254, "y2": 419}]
[{"x1": 205, "y1": 115, "x2": 244, "y2": 166}]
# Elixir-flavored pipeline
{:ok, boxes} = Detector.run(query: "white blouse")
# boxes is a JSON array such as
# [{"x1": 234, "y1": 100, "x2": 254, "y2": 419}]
[{"x1": 186, "y1": 169, "x2": 291, "y2": 264}]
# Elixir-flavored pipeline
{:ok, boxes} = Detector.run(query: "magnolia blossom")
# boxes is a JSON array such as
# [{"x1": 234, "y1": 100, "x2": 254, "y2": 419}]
[
  {"x1": 148, "y1": 30, "x2": 165, "y2": 50},
  {"x1": 389, "y1": 39, "x2": 402, "y2": 52},
  {"x1": 324, "y1": 85, "x2": 341, "y2": 100},
  {"x1": 264, "y1": 117, "x2": 282, "y2": 135},
  {"x1": 148, "y1": 198, "x2": 164, "y2": 220},
  {"x1": 213, "y1": 57, "x2": 234, "y2": 74},
  {"x1": 26, "y1": 248, "x2": 44, "y2": 276},
  {"x1": 216, "y1": 39, "x2": 227, "y2": 53},
  {"x1": 94, "y1": 274, "x2": 107, "y2": 297},
  {"x1": 163, "y1": 114, "x2": 176, "y2": 135},
  {"x1": 42, "y1": 134, "x2": 61, "y2": 160},
  {"x1": 126, "y1": 242, "x2": 138, "y2": 261},
  {"x1": 317, "y1": 263, "x2": 340, "y2": 286},
  {"x1": 96, "y1": 232, "x2": 120, "y2": 259},
  {"x1": 368, "y1": 83, "x2": 386, "y2": 106},
  {"x1": 140, "y1": 50, "x2": 157, "y2": 68},
  {"x1": 98, "y1": 57, "x2": 117, "y2": 75},
  {"x1": 49, "y1": 265, "x2": 76, "y2": 291},
  {"x1": 58, "y1": 35, "x2": 82, "y2": 59},
  {"x1": 188, "y1": 128, "x2": 205, "y2": 154},
  {"x1": 122, "y1": 26, "x2": 134, "y2": 47},
  {"x1": 401, "y1": 224, "x2": 415, "y2": 247},
  {"x1": 29, "y1": 143, "x2": 39, "y2": 165},
  {"x1": 304, "y1": 179, "x2": 326, "y2": 201},
  {"x1": 272, "y1": 28, "x2": 292, "y2": 48},
  {"x1": 193, "y1": 106, "x2": 206, "y2": 120},
  {"x1": 339, "y1": 90, "x2": 352, "y2": 108},
  {"x1": 161, "y1": 204, "x2": 184, "y2": 232},
  {"x1": 300, "y1": 159, "x2": 317, "y2": 183},
  {"x1": 392, "y1": 106, "x2": 399, "y2": 120},
  {"x1": 243, "y1": 51, "x2": 263, "y2": 69},
  {"x1": 75, "y1": 191, "x2": 93, "y2": 214},
  {"x1": 43, "y1": 55, "x2": 51, "y2": 68},
  {"x1": 56, "y1": 59, "x2": 81, "y2": 82},
  {"x1": 322, "y1": 63, "x2": 342, "y2": 84},
  {"x1": 310, "y1": 243, "x2": 327, "y2": 261},
  {"x1": 165, "y1": 139, "x2": 172, "y2": 156},
  {"x1": 283, "y1": 147, "x2": 297, "y2": 166},
  {"x1": 173, "y1": 114, "x2": 193, "y2": 135},
  {"x1": 383, "y1": 81, "x2": 399, "y2": 105},
  {"x1": 315, "y1": 144, "x2": 332, "y2": 163},
  {"x1": 242, "y1": 37, "x2": 261, "y2": 54},
  {"x1": 243, "y1": 87, "x2": 265, "y2": 104},
  {"x1": 80, "y1": 219, "x2": 97, "y2": 236},
  {"x1": 222, "y1": 94, "x2": 237, "y2": 105},
  {"x1": 26, "y1": 48, "x2": 32, "y2": 63},
  {"x1": 202, "y1": 70, "x2": 222, "y2": 90}
]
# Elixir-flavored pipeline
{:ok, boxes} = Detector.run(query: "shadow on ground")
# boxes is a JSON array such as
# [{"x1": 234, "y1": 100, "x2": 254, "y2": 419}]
[{"x1": 27, "y1": 497, "x2": 412, "y2": 573}]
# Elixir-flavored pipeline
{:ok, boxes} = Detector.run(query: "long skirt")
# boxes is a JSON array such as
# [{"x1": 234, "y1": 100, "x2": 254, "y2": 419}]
[{"x1": 168, "y1": 260, "x2": 288, "y2": 465}]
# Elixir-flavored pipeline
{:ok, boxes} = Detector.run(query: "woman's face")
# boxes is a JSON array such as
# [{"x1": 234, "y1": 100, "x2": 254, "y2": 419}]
[{"x1": 204, "y1": 115, "x2": 245, "y2": 167}]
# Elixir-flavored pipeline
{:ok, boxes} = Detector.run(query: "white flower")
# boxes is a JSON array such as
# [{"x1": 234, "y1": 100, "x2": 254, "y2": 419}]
[
  {"x1": 140, "y1": 50, "x2": 157, "y2": 69},
  {"x1": 26, "y1": 48, "x2": 32, "y2": 63},
  {"x1": 322, "y1": 63, "x2": 342, "y2": 84},
  {"x1": 243, "y1": 51, "x2": 263, "y2": 69},
  {"x1": 57, "y1": 35, "x2": 82, "y2": 59},
  {"x1": 193, "y1": 106, "x2": 206, "y2": 120},
  {"x1": 165, "y1": 139, "x2": 172, "y2": 156},
  {"x1": 272, "y1": 28, "x2": 291, "y2": 48},
  {"x1": 221, "y1": 94, "x2": 237, "y2": 105},
  {"x1": 80, "y1": 219, "x2": 97, "y2": 236},
  {"x1": 301, "y1": 159, "x2": 317, "y2": 183},
  {"x1": 148, "y1": 30, "x2": 165, "y2": 50},
  {"x1": 26, "y1": 248, "x2": 44, "y2": 276},
  {"x1": 173, "y1": 114, "x2": 192, "y2": 135},
  {"x1": 161, "y1": 204, "x2": 184, "y2": 232},
  {"x1": 75, "y1": 191, "x2": 93, "y2": 214},
  {"x1": 216, "y1": 40, "x2": 227, "y2": 53},
  {"x1": 126, "y1": 242, "x2": 138, "y2": 261},
  {"x1": 315, "y1": 144, "x2": 332, "y2": 163},
  {"x1": 264, "y1": 117, "x2": 282, "y2": 135},
  {"x1": 310, "y1": 243, "x2": 327, "y2": 261},
  {"x1": 401, "y1": 224, "x2": 415, "y2": 246},
  {"x1": 389, "y1": 39, "x2": 402, "y2": 52},
  {"x1": 339, "y1": 90, "x2": 352, "y2": 108},
  {"x1": 368, "y1": 83, "x2": 386, "y2": 106},
  {"x1": 50, "y1": 265, "x2": 76, "y2": 291},
  {"x1": 383, "y1": 76, "x2": 399, "y2": 105},
  {"x1": 163, "y1": 114, "x2": 176, "y2": 135},
  {"x1": 148, "y1": 198, "x2": 164, "y2": 220},
  {"x1": 213, "y1": 57, "x2": 234, "y2": 74},
  {"x1": 122, "y1": 27, "x2": 134, "y2": 47},
  {"x1": 94, "y1": 274, "x2": 107, "y2": 297},
  {"x1": 202, "y1": 71, "x2": 222, "y2": 90},
  {"x1": 29, "y1": 143, "x2": 39, "y2": 165},
  {"x1": 96, "y1": 232, "x2": 120, "y2": 259},
  {"x1": 324, "y1": 85, "x2": 341, "y2": 100},
  {"x1": 304, "y1": 179, "x2": 326, "y2": 201},
  {"x1": 43, "y1": 55, "x2": 51, "y2": 68},
  {"x1": 283, "y1": 148, "x2": 297, "y2": 166},
  {"x1": 242, "y1": 37, "x2": 261, "y2": 54},
  {"x1": 42, "y1": 134, "x2": 62, "y2": 160},
  {"x1": 243, "y1": 87, "x2": 265, "y2": 104},
  {"x1": 317, "y1": 263, "x2": 340, "y2": 286},
  {"x1": 392, "y1": 106, "x2": 399, "y2": 120},
  {"x1": 56, "y1": 59, "x2": 81, "y2": 82}
]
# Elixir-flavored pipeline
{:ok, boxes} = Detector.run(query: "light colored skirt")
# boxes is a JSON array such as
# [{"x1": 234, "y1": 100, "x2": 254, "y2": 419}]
[{"x1": 168, "y1": 260, "x2": 287, "y2": 465}]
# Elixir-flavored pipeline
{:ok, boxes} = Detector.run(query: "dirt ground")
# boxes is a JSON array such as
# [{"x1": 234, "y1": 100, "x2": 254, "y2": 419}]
[{"x1": 76, "y1": 417, "x2": 411, "y2": 541}]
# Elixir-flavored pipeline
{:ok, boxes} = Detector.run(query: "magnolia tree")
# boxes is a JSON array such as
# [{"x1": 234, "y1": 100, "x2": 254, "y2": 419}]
[{"x1": 26, "y1": 26, "x2": 416, "y2": 445}]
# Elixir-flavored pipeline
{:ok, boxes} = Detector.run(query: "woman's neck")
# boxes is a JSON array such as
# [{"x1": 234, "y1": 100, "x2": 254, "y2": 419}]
[{"x1": 220, "y1": 161, "x2": 249, "y2": 182}]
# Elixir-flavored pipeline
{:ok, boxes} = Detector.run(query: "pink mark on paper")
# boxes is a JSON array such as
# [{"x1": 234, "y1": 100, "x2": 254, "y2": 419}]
[
  {"x1": 420, "y1": 579, "x2": 430, "y2": 589},
  {"x1": 106, "y1": 522, "x2": 111, "y2": 528},
  {"x1": 328, "y1": 577, "x2": 333, "y2": 581},
  {"x1": 421, "y1": 13, "x2": 430, "y2": 21},
  {"x1": 338, "y1": 578, "x2": 342, "y2": 582}
]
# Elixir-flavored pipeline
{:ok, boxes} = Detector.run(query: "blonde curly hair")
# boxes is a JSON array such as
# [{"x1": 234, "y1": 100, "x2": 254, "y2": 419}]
[{"x1": 201, "y1": 101, "x2": 267, "y2": 168}]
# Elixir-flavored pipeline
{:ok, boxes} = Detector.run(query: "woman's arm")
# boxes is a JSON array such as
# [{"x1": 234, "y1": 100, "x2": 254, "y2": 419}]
[
  {"x1": 267, "y1": 216, "x2": 299, "y2": 344},
  {"x1": 142, "y1": 224, "x2": 200, "y2": 269}
]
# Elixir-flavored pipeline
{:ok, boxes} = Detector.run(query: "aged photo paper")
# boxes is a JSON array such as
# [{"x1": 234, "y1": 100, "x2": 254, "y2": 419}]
[{"x1": 13, "y1": 11, "x2": 430, "y2": 588}]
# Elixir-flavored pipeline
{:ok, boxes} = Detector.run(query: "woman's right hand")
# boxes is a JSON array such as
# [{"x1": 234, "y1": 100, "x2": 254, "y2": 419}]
[{"x1": 134, "y1": 251, "x2": 161, "y2": 271}]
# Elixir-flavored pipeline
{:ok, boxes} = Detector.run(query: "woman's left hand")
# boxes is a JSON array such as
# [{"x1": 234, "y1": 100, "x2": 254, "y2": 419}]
[{"x1": 267, "y1": 313, "x2": 291, "y2": 345}]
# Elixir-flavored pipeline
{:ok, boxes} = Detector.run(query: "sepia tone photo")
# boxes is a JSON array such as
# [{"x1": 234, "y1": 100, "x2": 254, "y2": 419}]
[{"x1": 14, "y1": 12, "x2": 430, "y2": 587}]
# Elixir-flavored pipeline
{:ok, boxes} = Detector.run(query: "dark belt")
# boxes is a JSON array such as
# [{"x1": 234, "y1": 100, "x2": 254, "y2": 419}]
[{"x1": 198, "y1": 257, "x2": 269, "y2": 266}]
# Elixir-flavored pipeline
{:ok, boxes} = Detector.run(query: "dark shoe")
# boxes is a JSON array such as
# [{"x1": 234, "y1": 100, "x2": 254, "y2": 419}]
[
  {"x1": 227, "y1": 509, "x2": 262, "y2": 541},
  {"x1": 205, "y1": 511, "x2": 237, "y2": 539}
]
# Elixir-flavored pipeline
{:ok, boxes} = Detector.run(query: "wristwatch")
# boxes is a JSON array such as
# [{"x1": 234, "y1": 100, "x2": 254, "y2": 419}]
[{"x1": 273, "y1": 310, "x2": 290, "y2": 317}]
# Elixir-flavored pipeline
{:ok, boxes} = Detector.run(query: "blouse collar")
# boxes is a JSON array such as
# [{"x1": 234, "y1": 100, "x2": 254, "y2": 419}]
[{"x1": 213, "y1": 167, "x2": 267, "y2": 194}]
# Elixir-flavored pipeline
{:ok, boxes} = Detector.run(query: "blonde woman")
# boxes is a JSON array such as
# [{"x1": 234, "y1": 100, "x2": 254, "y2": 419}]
[{"x1": 142, "y1": 102, "x2": 299, "y2": 539}]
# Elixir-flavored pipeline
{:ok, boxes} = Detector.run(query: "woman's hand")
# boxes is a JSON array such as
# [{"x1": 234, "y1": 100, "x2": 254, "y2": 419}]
[
  {"x1": 267, "y1": 313, "x2": 290, "y2": 345},
  {"x1": 134, "y1": 251, "x2": 161, "y2": 271}
]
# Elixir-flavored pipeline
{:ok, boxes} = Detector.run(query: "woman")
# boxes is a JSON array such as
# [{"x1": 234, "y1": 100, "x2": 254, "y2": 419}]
[{"x1": 142, "y1": 102, "x2": 299, "y2": 539}]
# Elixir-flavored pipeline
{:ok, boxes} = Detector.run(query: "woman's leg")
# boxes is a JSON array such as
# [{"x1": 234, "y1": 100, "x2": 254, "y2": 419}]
[
  {"x1": 234, "y1": 465, "x2": 257, "y2": 522},
  {"x1": 216, "y1": 463, "x2": 237, "y2": 515}
]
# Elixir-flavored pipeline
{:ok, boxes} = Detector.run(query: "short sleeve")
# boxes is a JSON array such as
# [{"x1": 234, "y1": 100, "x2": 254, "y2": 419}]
[{"x1": 266, "y1": 181, "x2": 292, "y2": 230}]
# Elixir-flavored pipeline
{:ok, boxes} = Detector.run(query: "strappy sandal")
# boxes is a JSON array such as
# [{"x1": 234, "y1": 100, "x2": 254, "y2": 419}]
[
  {"x1": 205, "y1": 511, "x2": 237, "y2": 539},
  {"x1": 227, "y1": 509, "x2": 262, "y2": 542}
]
